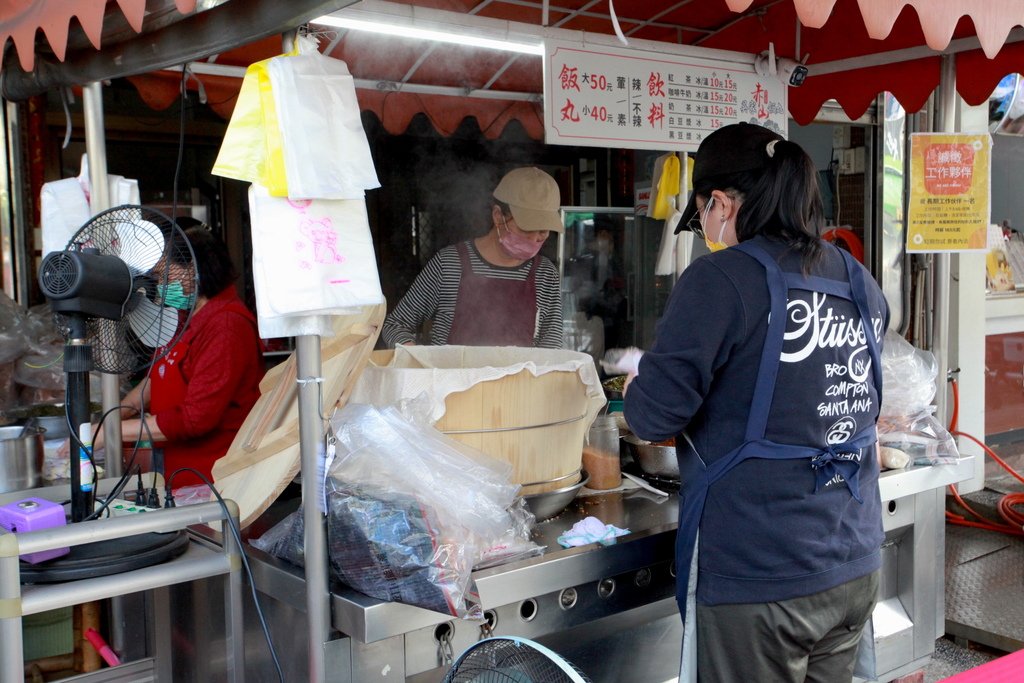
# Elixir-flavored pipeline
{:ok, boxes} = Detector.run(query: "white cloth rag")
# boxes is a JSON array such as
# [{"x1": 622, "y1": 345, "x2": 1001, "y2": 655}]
[{"x1": 557, "y1": 516, "x2": 630, "y2": 547}]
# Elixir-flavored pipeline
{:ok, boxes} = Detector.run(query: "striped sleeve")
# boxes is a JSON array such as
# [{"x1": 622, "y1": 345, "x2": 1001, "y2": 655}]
[
  {"x1": 534, "y1": 257, "x2": 564, "y2": 348},
  {"x1": 381, "y1": 248, "x2": 461, "y2": 347}
]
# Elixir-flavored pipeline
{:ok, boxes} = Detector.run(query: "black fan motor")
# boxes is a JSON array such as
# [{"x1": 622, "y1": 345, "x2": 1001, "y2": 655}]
[{"x1": 39, "y1": 250, "x2": 134, "y2": 321}]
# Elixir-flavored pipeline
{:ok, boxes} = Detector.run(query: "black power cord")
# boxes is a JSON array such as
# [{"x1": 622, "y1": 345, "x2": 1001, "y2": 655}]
[{"x1": 166, "y1": 468, "x2": 285, "y2": 683}]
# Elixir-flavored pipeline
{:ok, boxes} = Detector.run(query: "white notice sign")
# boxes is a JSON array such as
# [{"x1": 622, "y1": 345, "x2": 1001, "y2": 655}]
[{"x1": 543, "y1": 39, "x2": 788, "y2": 151}]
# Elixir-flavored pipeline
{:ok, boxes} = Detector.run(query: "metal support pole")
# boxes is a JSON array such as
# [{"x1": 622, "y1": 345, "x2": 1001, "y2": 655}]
[
  {"x1": 297, "y1": 334, "x2": 329, "y2": 683},
  {"x1": 82, "y1": 82, "x2": 124, "y2": 480},
  {"x1": 1, "y1": 100, "x2": 28, "y2": 304},
  {"x1": 0, "y1": 544, "x2": 23, "y2": 682},
  {"x1": 284, "y1": 27, "x2": 330, "y2": 681},
  {"x1": 82, "y1": 82, "x2": 130, "y2": 659},
  {"x1": 222, "y1": 501, "x2": 245, "y2": 683},
  {"x1": 932, "y1": 55, "x2": 955, "y2": 424}
]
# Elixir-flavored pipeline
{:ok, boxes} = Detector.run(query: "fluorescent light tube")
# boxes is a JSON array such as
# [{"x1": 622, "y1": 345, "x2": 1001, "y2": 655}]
[{"x1": 311, "y1": 14, "x2": 544, "y2": 55}]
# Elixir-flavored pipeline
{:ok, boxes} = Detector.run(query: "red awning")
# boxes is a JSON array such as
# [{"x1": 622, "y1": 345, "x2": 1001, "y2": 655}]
[
  {"x1": 10, "y1": 1, "x2": 1024, "y2": 136},
  {"x1": 0, "y1": 0, "x2": 196, "y2": 71}
]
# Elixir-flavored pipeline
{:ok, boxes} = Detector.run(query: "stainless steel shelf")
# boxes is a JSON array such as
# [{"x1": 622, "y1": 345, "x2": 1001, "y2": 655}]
[
  {"x1": 21, "y1": 540, "x2": 230, "y2": 615},
  {"x1": 0, "y1": 501, "x2": 244, "y2": 683}
]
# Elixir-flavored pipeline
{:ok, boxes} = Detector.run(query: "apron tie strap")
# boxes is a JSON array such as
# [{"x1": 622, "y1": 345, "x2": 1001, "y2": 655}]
[{"x1": 810, "y1": 444, "x2": 864, "y2": 503}]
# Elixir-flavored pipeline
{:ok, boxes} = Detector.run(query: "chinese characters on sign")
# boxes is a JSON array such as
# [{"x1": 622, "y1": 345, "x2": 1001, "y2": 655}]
[
  {"x1": 907, "y1": 133, "x2": 991, "y2": 253},
  {"x1": 544, "y1": 39, "x2": 787, "y2": 151}
]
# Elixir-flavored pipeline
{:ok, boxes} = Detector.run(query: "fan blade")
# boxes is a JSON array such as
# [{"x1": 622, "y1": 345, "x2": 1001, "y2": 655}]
[
  {"x1": 128, "y1": 296, "x2": 180, "y2": 348},
  {"x1": 114, "y1": 217, "x2": 165, "y2": 274}
]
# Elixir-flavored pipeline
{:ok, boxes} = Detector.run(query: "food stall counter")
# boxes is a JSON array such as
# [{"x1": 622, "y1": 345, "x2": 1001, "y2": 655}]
[{"x1": 173, "y1": 457, "x2": 973, "y2": 681}]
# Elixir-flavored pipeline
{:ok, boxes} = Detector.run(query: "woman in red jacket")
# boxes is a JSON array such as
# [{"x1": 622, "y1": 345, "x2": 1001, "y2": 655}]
[{"x1": 96, "y1": 220, "x2": 264, "y2": 488}]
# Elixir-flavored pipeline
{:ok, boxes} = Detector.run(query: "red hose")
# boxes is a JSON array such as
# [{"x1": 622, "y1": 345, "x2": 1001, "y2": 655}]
[
  {"x1": 946, "y1": 430, "x2": 1024, "y2": 536},
  {"x1": 948, "y1": 378, "x2": 959, "y2": 433}
]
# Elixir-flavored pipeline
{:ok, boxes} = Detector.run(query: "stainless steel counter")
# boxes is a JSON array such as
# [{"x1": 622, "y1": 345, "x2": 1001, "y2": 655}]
[
  {"x1": 173, "y1": 458, "x2": 974, "y2": 681},
  {"x1": 246, "y1": 485, "x2": 679, "y2": 643}
]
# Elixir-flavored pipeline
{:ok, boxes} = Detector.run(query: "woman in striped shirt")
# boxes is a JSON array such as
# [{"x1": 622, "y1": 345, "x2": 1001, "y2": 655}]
[{"x1": 382, "y1": 167, "x2": 564, "y2": 348}]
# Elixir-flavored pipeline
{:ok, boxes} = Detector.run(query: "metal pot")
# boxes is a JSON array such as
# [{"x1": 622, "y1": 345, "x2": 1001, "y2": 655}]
[
  {"x1": 621, "y1": 434, "x2": 679, "y2": 479},
  {"x1": 4, "y1": 402, "x2": 93, "y2": 441},
  {"x1": 0, "y1": 425, "x2": 45, "y2": 493},
  {"x1": 522, "y1": 471, "x2": 590, "y2": 522},
  {"x1": 22, "y1": 414, "x2": 69, "y2": 440}
]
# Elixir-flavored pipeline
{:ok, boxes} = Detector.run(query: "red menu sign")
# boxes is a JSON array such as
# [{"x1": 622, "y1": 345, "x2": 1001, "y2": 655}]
[{"x1": 543, "y1": 39, "x2": 787, "y2": 151}]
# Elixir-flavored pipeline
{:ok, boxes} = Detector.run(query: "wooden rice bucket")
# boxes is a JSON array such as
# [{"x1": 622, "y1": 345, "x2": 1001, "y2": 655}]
[{"x1": 368, "y1": 350, "x2": 594, "y2": 493}]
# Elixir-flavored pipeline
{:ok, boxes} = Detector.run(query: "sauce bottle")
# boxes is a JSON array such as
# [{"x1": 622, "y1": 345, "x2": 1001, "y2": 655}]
[{"x1": 583, "y1": 415, "x2": 621, "y2": 490}]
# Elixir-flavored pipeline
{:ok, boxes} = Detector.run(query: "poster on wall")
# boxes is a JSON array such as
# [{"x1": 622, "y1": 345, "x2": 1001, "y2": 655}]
[
  {"x1": 543, "y1": 39, "x2": 787, "y2": 151},
  {"x1": 906, "y1": 133, "x2": 991, "y2": 253}
]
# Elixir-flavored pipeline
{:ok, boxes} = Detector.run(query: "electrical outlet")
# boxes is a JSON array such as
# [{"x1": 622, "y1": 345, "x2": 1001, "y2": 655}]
[{"x1": 100, "y1": 499, "x2": 161, "y2": 517}]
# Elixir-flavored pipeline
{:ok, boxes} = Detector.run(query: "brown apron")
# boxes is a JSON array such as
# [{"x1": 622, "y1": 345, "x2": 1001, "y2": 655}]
[{"x1": 447, "y1": 241, "x2": 539, "y2": 346}]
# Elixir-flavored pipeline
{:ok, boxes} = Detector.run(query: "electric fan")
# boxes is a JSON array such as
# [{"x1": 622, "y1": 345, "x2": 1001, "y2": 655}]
[
  {"x1": 37, "y1": 204, "x2": 197, "y2": 528},
  {"x1": 443, "y1": 637, "x2": 592, "y2": 683}
]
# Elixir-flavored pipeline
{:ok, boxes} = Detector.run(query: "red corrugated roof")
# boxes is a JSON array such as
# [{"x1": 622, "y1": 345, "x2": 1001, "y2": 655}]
[
  {"x1": 16, "y1": 0, "x2": 1024, "y2": 136},
  {"x1": 0, "y1": 0, "x2": 196, "y2": 71}
]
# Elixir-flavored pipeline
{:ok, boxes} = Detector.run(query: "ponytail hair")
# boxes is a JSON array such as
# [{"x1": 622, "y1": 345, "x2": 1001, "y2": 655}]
[{"x1": 694, "y1": 139, "x2": 825, "y2": 271}]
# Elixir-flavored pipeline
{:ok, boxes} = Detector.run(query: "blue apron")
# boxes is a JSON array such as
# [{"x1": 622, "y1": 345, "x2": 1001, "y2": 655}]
[{"x1": 674, "y1": 240, "x2": 883, "y2": 622}]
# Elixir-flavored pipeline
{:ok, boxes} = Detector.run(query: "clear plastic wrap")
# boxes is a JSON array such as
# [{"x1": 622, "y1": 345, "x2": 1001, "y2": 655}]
[
  {"x1": 880, "y1": 330, "x2": 937, "y2": 417},
  {"x1": 0, "y1": 363, "x2": 17, "y2": 414},
  {"x1": 877, "y1": 331, "x2": 959, "y2": 466},
  {"x1": 0, "y1": 290, "x2": 28, "y2": 364},
  {"x1": 22, "y1": 304, "x2": 63, "y2": 355},
  {"x1": 254, "y1": 491, "x2": 476, "y2": 617},
  {"x1": 877, "y1": 410, "x2": 959, "y2": 466},
  {"x1": 14, "y1": 343, "x2": 65, "y2": 391},
  {"x1": 253, "y1": 402, "x2": 543, "y2": 618}
]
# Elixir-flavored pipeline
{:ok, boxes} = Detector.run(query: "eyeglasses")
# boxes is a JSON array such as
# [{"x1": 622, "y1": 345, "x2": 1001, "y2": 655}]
[
  {"x1": 686, "y1": 197, "x2": 713, "y2": 239},
  {"x1": 685, "y1": 214, "x2": 705, "y2": 239}
]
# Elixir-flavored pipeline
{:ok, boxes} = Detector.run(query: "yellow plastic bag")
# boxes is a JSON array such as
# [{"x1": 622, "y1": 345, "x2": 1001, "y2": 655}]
[
  {"x1": 649, "y1": 153, "x2": 680, "y2": 220},
  {"x1": 212, "y1": 52, "x2": 293, "y2": 196}
]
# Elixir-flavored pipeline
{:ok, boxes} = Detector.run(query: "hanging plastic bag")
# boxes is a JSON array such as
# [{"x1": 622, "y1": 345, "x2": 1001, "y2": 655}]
[
  {"x1": 267, "y1": 37, "x2": 380, "y2": 200},
  {"x1": 248, "y1": 183, "x2": 384, "y2": 338},
  {"x1": 40, "y1": 178, "x2": 89, "y2": 257},
  {"x1": 40, "y1": 154, "x2": 140, "y2": 256},
  {"x1": 655, "y1": 154, "x2": 693, "y2": 276},
  {"x1": 212, "y1": 53, "x2": 291, "y2": 195},
  {"x1": 648, "y1": 153, "x2": 680, "y2": 220}
]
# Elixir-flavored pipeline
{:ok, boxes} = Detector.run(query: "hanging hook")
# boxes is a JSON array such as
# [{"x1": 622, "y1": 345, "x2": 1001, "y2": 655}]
[{"x1": 59, "y1": 86, "x2": 73, "y2": 149}]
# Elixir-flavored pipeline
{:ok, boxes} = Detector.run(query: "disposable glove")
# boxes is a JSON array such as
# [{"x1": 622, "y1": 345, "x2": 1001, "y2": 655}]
[{"x1": 600, "y1": 347, "x2": 644, "y2": 376}]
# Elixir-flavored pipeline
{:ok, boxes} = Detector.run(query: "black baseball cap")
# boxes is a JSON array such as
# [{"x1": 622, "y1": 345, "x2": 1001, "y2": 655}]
[{"x1": 676, "y1": 123, "x2": 785, "y2": 234}]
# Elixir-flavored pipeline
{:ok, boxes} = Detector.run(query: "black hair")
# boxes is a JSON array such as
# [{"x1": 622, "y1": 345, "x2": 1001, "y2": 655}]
[
  {"x1": 694, "y1": 139, "x2": 824, "y2": 271},
  {"x1": 166, "y1": 221, "x2": 237, "y2": 298},
  {"x1": 494, "y1": 199, "x2": 514, "y2": 218}
]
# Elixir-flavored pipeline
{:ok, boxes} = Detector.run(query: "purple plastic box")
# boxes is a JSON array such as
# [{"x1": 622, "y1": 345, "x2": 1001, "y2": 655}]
[{"x1": 0, "y1": 497, "x2": 70, "y2": 564}]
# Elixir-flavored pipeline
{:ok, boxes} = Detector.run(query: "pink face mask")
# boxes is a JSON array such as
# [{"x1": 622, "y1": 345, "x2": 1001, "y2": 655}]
[{"x1": 499, "y1": 216, "x2": 545, "y2": 260}]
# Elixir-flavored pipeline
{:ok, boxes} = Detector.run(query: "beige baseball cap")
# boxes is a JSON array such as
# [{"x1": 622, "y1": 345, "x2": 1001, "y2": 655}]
[{"x1": 493, "y1": 167, "x2": 564, "y2": 233}]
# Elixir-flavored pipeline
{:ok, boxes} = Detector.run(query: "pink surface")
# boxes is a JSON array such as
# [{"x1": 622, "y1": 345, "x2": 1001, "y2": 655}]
[{"x1": 940, "y1": 649, "x2": 1024, "y2": 682}]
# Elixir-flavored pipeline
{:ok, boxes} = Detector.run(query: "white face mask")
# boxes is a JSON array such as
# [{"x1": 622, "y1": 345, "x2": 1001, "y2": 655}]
[{"x1": 702, "y1": 198, "x2": 729, "y2": 253}]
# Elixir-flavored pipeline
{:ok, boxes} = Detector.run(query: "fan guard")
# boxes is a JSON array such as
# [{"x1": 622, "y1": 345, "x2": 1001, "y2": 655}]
[
  {"x1": 443, "y1": 637, "x2": 592, "y2": 683},
  {"x1": 52, "y1": 205, "x2": 198, "y2": 375},
  {"x1": 38, "y1": 252, "x2": 79, "y2": 295}
]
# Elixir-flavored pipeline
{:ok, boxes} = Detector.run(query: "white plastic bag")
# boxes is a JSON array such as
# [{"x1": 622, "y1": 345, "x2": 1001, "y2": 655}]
[
  {"x1": 248, "y1": 183, "x2": 384, "y2": 338},
  {"x1": 40, "y1": 154, "x2": 140, "y2": 257},
  {"x1": 40, "y1": 178, "x2": 90, "y2": 257},
  {"x1": 268, "y1": 39, "x2": 380, "y2": 200}
]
